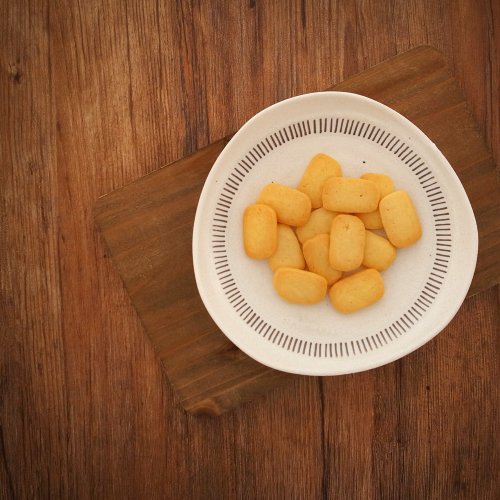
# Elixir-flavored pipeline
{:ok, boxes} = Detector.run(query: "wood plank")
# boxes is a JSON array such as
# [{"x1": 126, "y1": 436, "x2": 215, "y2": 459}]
[
  {"x1": 46, "y1": 1, "x2": 195, "y2": 497},
  {"x1": 0, "y1": 1, "x2": 68, "y2": 497},
  {"x1": 94, "y1": 45, "x2": 499, "y2": 417}
]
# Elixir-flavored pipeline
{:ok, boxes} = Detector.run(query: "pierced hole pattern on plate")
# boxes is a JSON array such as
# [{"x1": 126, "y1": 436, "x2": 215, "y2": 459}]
[{"x1": 211, "y1": 117, "x2": 451, "y2": 358}]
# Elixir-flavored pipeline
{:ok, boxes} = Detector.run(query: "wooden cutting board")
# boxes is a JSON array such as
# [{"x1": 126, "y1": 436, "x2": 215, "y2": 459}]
[{"x1": 94, "y1": 46, "x2": 499, "y2": 416}]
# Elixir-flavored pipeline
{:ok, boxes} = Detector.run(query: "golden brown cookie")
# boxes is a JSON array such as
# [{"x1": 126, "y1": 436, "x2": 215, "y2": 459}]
[
  {"x1": 363, "y1": 230, "x2": 397, "y2": 271},
  {"x1": 302, "y1": 234, "x2": 342, "y2": 285},
  {"x1": 298, "y1": 153, "x2": 342, "y2": 208},
  {"x1": 379, "y1": 190, "x2": 422, "y2": 248},
  {"x1": 323, "y1": 176, "x2": 380, "y2": 213},
  {"x1": 356, "y1": 173, "x2": 396, "y2": 229},
  {"x1": 329, "y1": 214, "x2": 366, "y2": 271},
  {"x1": 243, "y1": 203, "x2": 278, "y2": 259},
  {"x1": 296, "y1": 208, "x2": 337, "y2": 244},
  {"x1": 273, "y1": 268, "x2": 327, "y2": 304},
  {"x1": 268, "y1": 224, "x2": 305, "y2": 272},
  {"x1": 329, "y1": 268, "x2": 384, "y2": 313},
  {"x1": 258, "y1": 183, "x2": 312, "y2": 226}
]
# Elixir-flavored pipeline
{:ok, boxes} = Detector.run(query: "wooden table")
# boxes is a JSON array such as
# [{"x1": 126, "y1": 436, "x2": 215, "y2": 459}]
[{"x1": 1, "y1": 1, "x2": 498, "y2": 498}]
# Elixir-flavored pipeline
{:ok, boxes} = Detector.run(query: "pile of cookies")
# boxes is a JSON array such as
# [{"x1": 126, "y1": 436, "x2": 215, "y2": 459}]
[{"x1": 242, "y1": 154, "x2": 422, "y2": 313}]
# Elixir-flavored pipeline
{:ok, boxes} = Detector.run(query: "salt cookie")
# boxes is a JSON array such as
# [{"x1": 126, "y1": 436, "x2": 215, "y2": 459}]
[
  {"x1": 356, "y1": 211, "x2": 383, "y2": 230},
  {"x1": 273, "y1": 268, "x2": 327, "y2": 304},
  {"x1": 329, "y1": 268, "x2": 384, "y2": 313},
  {"x1": 329, "y1": 214, "x2": 366, "y2": 272},
  {"x1": 379, "y1": 190, "x2": 422, "y2": 248},
  {"x1": 258, "y1": 183, "x2": 312, "y2": 226},
  {"x1": 302, "y1": 234, "x2": 342, "y2": 285},
  {"x1": 298, "y1": 153, "x2": 342, "y2": 208},
  {"x1": 363, "y1": 230, "x2": 396, "y2": 271},
  {"x1": 268, "y1": 224, "x2": 305, "y2": 272},
  {"x1": 356, "y1": 173, "x2": 395, "y2": 229},
  {"x1": 296, "y1": 208, "x2": 337, "y2": 244},
  {"x1": 323, "y1": 177, "x2": 379, "y2": 213},
  {"x1": 243, "y1": 204, "x2": 278, "y2": 259},
  {"x1": 360, "y1": 173, "x2": 395, "y2": 197}
]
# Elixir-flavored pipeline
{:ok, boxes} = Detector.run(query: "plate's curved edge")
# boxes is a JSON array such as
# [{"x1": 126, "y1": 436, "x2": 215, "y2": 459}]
[{"x1": 192, "y1": 91, "x2": 479, "y2": 376}]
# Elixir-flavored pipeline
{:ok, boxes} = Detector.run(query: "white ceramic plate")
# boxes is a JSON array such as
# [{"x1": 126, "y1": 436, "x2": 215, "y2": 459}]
[{"x1": 192, "y1": 92, "x2": 478, "y2": 376}]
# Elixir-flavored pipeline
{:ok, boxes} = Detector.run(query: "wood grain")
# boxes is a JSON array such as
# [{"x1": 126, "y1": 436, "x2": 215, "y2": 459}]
[{"x1": 1, "y1": 0, "x2": 498, "y2": 498}]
